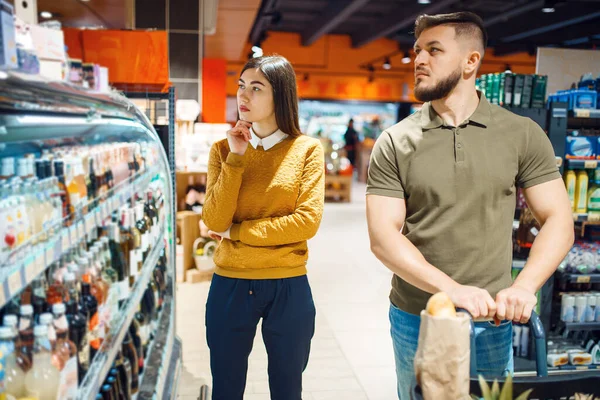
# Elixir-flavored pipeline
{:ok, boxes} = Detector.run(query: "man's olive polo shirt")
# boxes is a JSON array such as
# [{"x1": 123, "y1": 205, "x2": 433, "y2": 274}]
[{"x1": 367, "y1": 94, "x2": 561, "y2": 315}]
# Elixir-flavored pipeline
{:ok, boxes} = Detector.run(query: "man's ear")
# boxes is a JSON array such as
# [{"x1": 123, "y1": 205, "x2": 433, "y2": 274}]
[{"x1": 465, "y1": 50, "x2": 482, "y2": 74}]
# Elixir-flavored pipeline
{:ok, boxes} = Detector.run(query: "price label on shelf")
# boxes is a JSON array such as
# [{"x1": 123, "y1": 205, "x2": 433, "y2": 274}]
[
  {"x1": 102, "y1": 202, "x2": 109, "y2": 220},
  {"x1": 46, "y1": 240, "x2": 56, "y2": 265},
  {"x1": 69, "y1": 226, "x2": 77, "y2": 245},
  {"x1": 0, "y1": 285, "x2": 5, "y2": 308},
  {"x1": 576, "y1": 109, "x2": 591, "y2": 118},
  {"x1": 34, "y1": 251, "x2": 44, "y2": 276},
  {"x1": 77, "y1": 221, "x2": 85, "y2": 241},
  {"x1": 584, "y1": 160, "x2": 598, "y2": 169},
  {"x1": 7, "y1": 269, "x2": 22, "y2": 296},
  {"x1": 61, "y1": 230, "x2": 70, "y2": 251},
  {"x1": 24, "y1": 255, "x2": 37, "y2": 283},
  {"x1": 84, "y1": 213, "x2": 93, "y2": 235},
  {"x1": 576, "y1": 275, "x2": 591, "y2": 284}
]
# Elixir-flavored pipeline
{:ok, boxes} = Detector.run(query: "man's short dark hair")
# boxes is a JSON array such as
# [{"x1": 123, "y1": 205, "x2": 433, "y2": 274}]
[{"x1": 414, "y1": 12, "x2": 488, "y2": 53}]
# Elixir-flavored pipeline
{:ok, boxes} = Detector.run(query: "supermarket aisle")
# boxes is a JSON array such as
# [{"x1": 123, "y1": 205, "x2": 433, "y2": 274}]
[{"x1": 176, "y1": 181, "x2": 397, "y2": 400}]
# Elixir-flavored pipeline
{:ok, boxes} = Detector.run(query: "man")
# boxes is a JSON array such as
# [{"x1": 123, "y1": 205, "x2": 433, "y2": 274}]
[
  {"x1": 366, "y1": 12, "x2": 573, "y2": 399},
  {"x1": 344, "y1": 118, "x2": 360, "y2": 167}
]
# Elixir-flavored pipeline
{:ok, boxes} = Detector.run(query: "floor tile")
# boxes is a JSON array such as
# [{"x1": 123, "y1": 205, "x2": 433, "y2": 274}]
[{"x1": 353, "y1": 366, "x2": 398, "y2": 400}]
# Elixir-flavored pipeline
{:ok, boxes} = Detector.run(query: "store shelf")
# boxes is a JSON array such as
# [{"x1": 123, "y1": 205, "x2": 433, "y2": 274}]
[
  {"x1": 552, "y1": 364, "x2": 600, "y2": 371},
  {"x1": 565, "y1": 159, "x2": 599, "y2": 169},
  {"x1": 0, "y1": 166, "x2": 160, "y2": 310},
  {"x1": 571, "y1": 109, "x2": 600, "y2": 119},
  {"x1": 559, "y1": 321, "x2": 600, "y2": 332},
  {"x1": 557, "y1": 272, "x2": 600, "y2": 284},
  {"x1": 138, "y1": 294, "x2": 182, "y2": 399},
  {"x1": 76, "y1": 222, "x2": 166, "y2": 400}
]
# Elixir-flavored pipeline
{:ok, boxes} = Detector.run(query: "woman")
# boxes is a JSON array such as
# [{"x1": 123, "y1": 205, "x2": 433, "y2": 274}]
[{"x1": 202, "y1": 55, "x2": 325, "y2": 400}]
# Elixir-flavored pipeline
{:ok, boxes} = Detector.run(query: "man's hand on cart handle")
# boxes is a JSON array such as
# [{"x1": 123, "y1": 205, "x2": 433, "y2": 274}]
[
  {"x1": 494, "y1": 284, "x2": 537, "y2": 325},
  {"x1": 446, "y1": 284, "x2": 497, "y2": 321}
]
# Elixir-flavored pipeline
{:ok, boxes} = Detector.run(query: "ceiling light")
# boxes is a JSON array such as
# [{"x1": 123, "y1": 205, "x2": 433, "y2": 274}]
[
  {"x1": 40, "y1": 11, "x2": 52, "y2": 19},
  {"x1": 382, "y1": 58, "x2": 391, "y2": 70},
  {"x1": 251, "y1": 45, "x2": 262, "y2": 53},
  {"x1": 401, "y1": 51, "x2": 411, "y2": 64},
  {"x1": 418, "y1": 0, "x2": 431, "y2": 4},
  {"x1": 542, "y1": 7, "x2": 555, "y2": 12}
]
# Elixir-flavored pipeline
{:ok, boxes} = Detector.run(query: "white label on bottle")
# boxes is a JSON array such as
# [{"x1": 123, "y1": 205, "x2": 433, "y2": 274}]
[
  {"x1": 530, "y1": 227, "x2": 539, "y2": 237},
  {"x1": 119, "y1": 280, "x2": 130, "y2": 301},
  {"x1": 8, "y1": 271, "x2": 21, "y2": 296},
  {"x1": 57, "y1": 356, "x2": 78, "y2": 400},
  {"x1": 130, "y1": 251, "x2": 138, "y2": 278},
  {"x1": 141, "y1": 233, "x2": 149, "y2": 253},
  {"x1": 61, "y1": 230, "x2": 70, "y2": 251},
  {"x1": 77, "y1": 221, "x2": 84, "y2": 241}
]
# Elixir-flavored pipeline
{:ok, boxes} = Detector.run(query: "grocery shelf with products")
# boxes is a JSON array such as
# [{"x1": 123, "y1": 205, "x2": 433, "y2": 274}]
[{"x1": 0, "y1": 71, "x2": 181, "y2": 399}]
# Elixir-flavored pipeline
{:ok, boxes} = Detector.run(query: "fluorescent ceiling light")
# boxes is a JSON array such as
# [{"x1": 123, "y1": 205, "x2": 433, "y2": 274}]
[{"x1": 40, "y1": 11, "x2": 53, "y2": 19}]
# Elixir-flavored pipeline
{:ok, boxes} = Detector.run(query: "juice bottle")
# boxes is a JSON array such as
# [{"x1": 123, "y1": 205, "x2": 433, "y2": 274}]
[
  {"x1": 24, "y1": 325, "x2": 60, "y2": 400},
  {"x1": 0, "y1": 327, "x2": 26, "y2": 398},
  {"x1": 575, "y1": 170, "x2": 589, "y2": 214},
  {"x1": 52, "y1": 303, "x2": 78, "y2": 399}
]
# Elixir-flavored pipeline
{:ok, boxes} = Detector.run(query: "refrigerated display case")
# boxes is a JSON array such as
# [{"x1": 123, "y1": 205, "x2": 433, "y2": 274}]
[{"x1": 0, "y1": 70, "x2": 181, "y2": 399}]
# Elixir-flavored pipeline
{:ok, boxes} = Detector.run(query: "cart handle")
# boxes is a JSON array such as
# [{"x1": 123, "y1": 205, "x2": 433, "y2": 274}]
[{"x1": 456, "y1": 309, "x2": 548, "y2": 378}]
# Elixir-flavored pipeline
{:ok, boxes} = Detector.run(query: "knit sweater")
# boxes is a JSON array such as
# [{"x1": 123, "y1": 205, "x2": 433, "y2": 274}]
[{"x1": 202, "y1": 134, "x2": 325, "y2": 279}]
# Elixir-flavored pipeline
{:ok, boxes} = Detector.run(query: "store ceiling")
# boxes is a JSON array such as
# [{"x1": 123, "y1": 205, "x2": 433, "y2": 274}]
[{"x1": 249, "y1": 0, "x2": 600, "y2": 55}]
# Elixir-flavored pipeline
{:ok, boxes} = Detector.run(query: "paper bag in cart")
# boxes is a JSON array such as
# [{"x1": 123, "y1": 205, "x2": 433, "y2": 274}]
[{"x1": 414, "y1": 310, "x2": 471, "y2": 400}]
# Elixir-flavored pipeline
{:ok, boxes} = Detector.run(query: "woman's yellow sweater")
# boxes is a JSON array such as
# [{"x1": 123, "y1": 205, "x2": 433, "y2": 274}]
[{"x1": 202, "y1": 135, "x2": 325, "y2": 279}]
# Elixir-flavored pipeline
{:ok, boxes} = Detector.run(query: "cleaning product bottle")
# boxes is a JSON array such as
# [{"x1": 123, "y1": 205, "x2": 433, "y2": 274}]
[
  {"x1": 588, "y1": 183, "x2": 600, "y2": 218},
  {"x1": 575, "y1": 170, "x2": 589, "y2": 213},
  {"x1": 565, "y1": 169, "x2": 576, "y2": 211}
]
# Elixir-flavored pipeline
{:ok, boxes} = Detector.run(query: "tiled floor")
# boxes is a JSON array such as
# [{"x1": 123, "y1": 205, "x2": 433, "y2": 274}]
[{"x1": 176, "y1": 181, "x2": 397, "y2": 400}]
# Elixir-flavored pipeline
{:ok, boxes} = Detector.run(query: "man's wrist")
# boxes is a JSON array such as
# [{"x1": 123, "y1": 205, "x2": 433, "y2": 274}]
[{"x1": 512, "y1": 280, "x2": 537, "y2": 294}]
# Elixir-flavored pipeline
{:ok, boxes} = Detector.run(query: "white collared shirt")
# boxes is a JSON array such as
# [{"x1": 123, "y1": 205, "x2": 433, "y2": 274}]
[{"x1": 249, "y1": 128, "x2": 289, "y2": 150}]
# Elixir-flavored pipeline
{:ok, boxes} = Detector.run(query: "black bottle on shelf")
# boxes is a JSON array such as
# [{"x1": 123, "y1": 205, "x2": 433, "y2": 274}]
[
  {"x1": 109, "y1": 367, "x2": 126, "y2": 400},
  {"x1": 65, "y1": 291, "x2": 90, "y2": 384},
  {"x1": 129, "y1": 319, "x2": 144, "y2": 374},
  {"x1": 107, "y1": 376, "x2": 119, "y2": 400},
  {"x1": 81, "y1": 282, "x2": 100, "y2": 362},
  {"x1": 115, "y1": 352, "x2": 132, "y2": 400},
  {"x1": 122, "y1": 332, "x2": 139, "y2": 395},
  {"x1": 100, "y1": 383, "x2": 113, "y2": 400}
]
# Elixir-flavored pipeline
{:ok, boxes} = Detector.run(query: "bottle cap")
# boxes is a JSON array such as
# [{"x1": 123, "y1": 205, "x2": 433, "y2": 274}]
[
  {"x1": 20, "y1": 305, "x2": 34, "y2": 316},
  {"x1": 3, "y1": 315, "x2": 17, "y2": 327},
  {"x1": 0, "y1": 327, "x2": 13, "y2": 339},
  {"x1": 52, "y1": 303, "x2": 66, "y2": 315}
]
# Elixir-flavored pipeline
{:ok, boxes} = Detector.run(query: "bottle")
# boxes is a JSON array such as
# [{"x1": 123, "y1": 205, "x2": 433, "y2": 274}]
[
  {"x1": 145, "y1": 191, "x2": 158, "y2": 243},
  {"x1": 53, "y1": 160, "x2": 73, "y2": 223},
  {"x1": 2, "y1": 316, "x2": 18, "y2": 340},
  {"x1": 122, "y1": 332, "x2": 139, "y2": 395},
  {"x1": 46, "y1": 264, "x2": 67, "y2": 308},
  {"x1": 575, "y1": 170, "x2": 589, "y2": 214},
  {"x1": 24, "y1": 325, "x2": 60, "y2": 400},
  {"x1": 114, "y1": 352, "x2": 131, "y2": 400},
  {"x1": 129, "y1": 319, "x2": 144, "y2": 374},
  {"x1": 109, "y1": 368, "x2": 125, "y2": 399},
  {"x1": 52, "y1": 303, "x2": 78, "y2": 400},
  {"x1": 38, "y1": 313, "x2": 57, "y2": 350},
  {"x1": 66, "y1": 160, "x2": 81, "y2": 219},
  {"x1": 107, "y1": 224, "x2": 128, "y2": 304},
  {"x1": 119, "y1": 212, "x2": 134, "y2": 289},
  {"x1": 106, "y1": 376, "x2": 119, "y2": 400},
  {"x1": 100, "y1": 383, "x2": 113, "y2": 400},
  {"x1": 81, "y1": 282, "x2": 101, "y2": 362},
  {"x1": 516, "y1": 206, "x2": 541, "y2": 249},
  {"x1": 135, "y1": 203, "x2": 150, "y2": 262},
  {"x1": 0, "y1": 327, "x2": 26, "y2": 398},
  {"x1": 17, "y1": 305, "x2": 34, "y2": 373},
  {"x1": 31, "y1": 277, "x2": 48, "y2": 318},
  {"x1": 64, "y1": 273, "x2": 90, "y2": 383},
  {"x1": 129, "y1": 208, "x2": 143, "y2": 282}
]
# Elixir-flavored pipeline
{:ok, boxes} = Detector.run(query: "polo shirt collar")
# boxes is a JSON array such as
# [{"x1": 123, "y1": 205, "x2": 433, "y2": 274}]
[
  {"x1": 421, "y1": 91, "x2": 492, "y2": 130},
  {"x1": 249, "y1": 128, "x2": 288, "y2": 150}
]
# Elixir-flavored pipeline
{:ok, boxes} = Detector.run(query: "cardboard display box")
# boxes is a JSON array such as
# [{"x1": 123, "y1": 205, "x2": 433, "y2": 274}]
[{"x1": 176, "y1": 211, "x2": 202, "y2": 282}]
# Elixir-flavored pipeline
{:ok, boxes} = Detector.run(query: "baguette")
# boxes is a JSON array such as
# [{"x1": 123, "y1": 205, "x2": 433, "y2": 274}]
[{"x1": 426, "y1": 292, "x2": 457, "y2": 318}]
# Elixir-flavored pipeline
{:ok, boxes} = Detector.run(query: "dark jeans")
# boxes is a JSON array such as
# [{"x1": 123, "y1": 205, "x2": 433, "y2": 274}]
[{"x1": 206, "y1": 274, "x2": 316, "y2": 400}]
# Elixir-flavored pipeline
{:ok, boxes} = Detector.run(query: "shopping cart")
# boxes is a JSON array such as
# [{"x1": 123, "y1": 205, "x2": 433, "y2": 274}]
[{"x1": 411, "y1": 310, "x2": 600, "y2": 399}]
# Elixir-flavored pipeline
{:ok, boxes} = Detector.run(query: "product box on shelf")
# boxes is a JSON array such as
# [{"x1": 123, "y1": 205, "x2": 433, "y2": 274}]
[
  {"x1": 521, "y1": 74, "x2": 534, "y2": 109},
  {"x1": 566, "y1": 136, "x2": 596, "y2": 159},
  {"x1": 0, "y1": 0, "x2": 17, "y2": 69},
  {"x1": 175, "y1": 211, "x2": 201, "y2": 282},
  {"x1": 502, "y1": 73, "x2": 515, "y2": 106},
  {"x1": 512, "y1": 74, "x2": 525, "y2": 107},
  {"x1": 531, "y1": 75, "x2": 548, "y2": 108}
]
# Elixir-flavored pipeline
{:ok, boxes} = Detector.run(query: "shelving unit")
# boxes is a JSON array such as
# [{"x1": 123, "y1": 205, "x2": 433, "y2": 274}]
[
  {"x1": 0, "y1": 70, "x2": 181, "y2": 398},
  {"x1": 558, "y1": 320, "x2": 600, "y2": 332},
  {"x1": 557, "y1": 272, "x2": 600, "y2": 284}
]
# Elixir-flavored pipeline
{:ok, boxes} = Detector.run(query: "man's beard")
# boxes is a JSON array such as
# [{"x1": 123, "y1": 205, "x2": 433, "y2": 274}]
[{"x1": 414, "y1": 67, "x2": 462, "y2": 102}]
